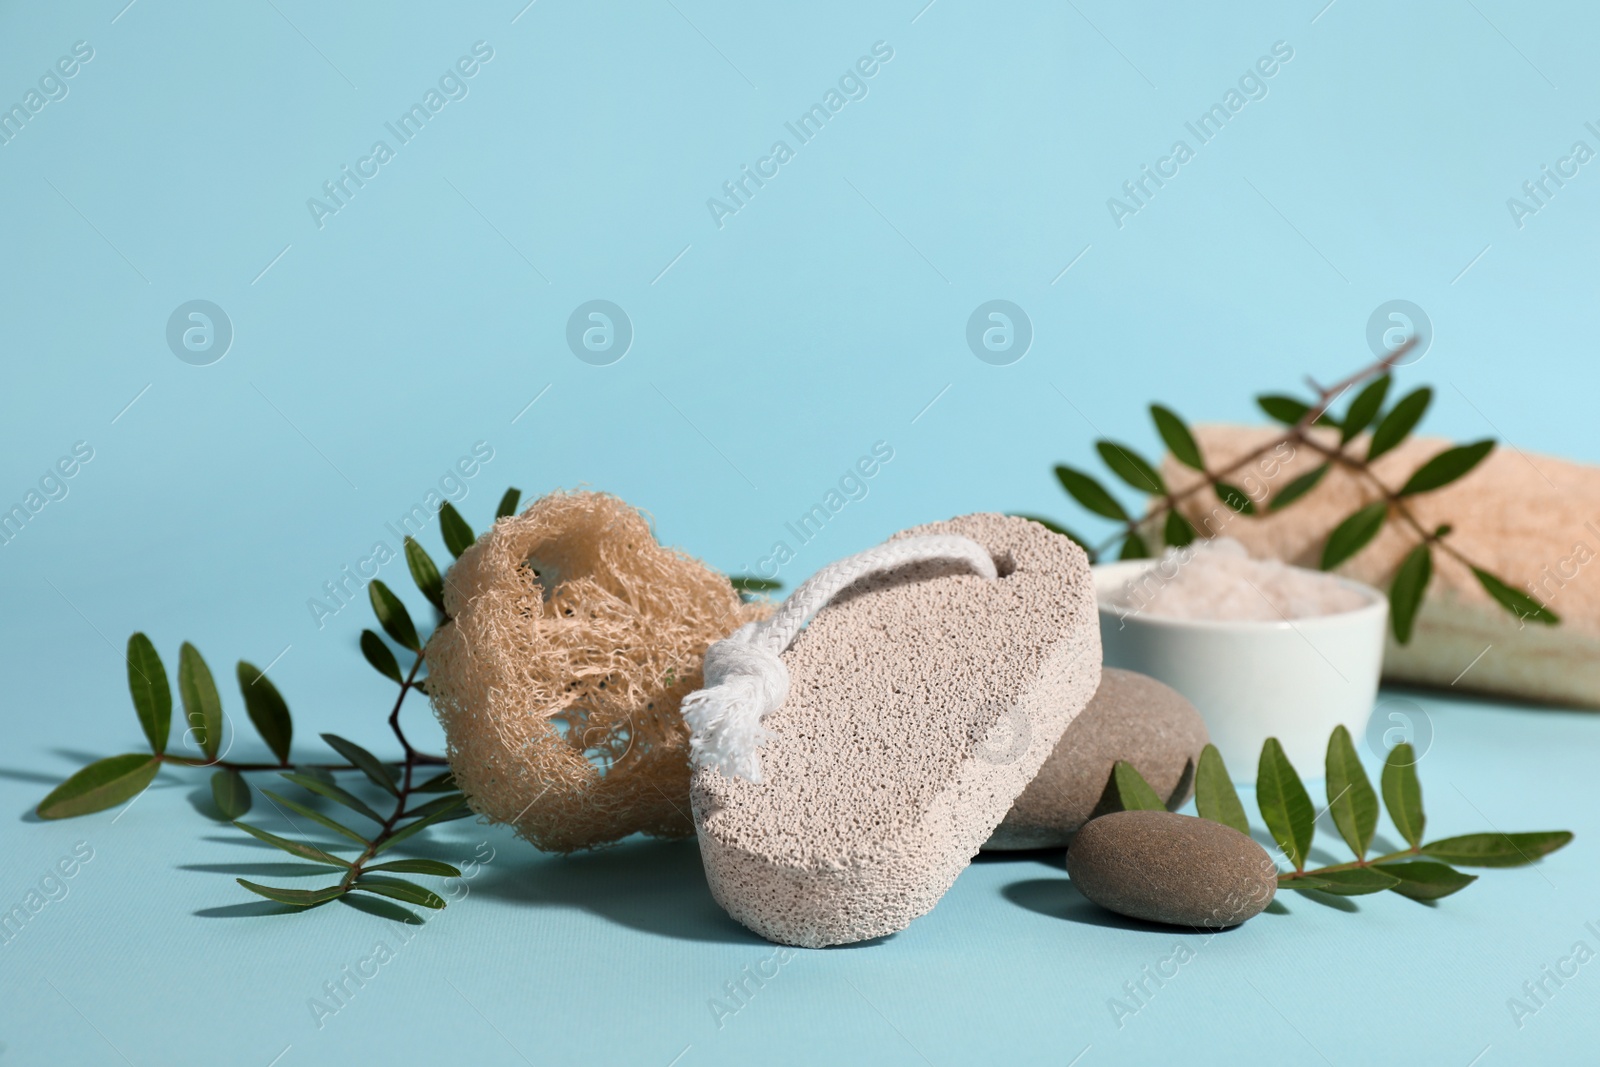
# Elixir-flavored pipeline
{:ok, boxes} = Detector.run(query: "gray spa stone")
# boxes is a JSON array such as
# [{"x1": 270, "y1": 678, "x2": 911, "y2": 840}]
[
  {"x1": 987, "y1": 668, "x2": 1209, "y2": 850},
  {"x1": 1065, "y1": 810, "x2": 1276, "y2": 928}
]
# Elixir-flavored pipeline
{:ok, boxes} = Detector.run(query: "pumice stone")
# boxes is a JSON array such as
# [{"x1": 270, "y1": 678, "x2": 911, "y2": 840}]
[{"x1": 684, "y1": 514, "x2": 1101, "y2": 947}]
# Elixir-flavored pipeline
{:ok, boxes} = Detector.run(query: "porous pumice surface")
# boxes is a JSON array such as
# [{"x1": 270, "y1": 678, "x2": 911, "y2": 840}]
[
  {"x1": 1101, "y1": 538, "x2": 1366, "y2": 622},
  {"x1": 986, "y1": 668, "x2": 1209, "y2": 850},
  {"x1": 691, "y1": 513, "x2": 1100, "y2": 947},
  {"x1": 425, "y1": 490, "x2": 767, "y2": 852},
  {"x1": 1066, "y1": 810, "x2": 1276, "y2": 928}
]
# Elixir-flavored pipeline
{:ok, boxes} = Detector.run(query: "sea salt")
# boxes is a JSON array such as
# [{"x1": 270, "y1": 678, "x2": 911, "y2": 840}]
[{"x1": 1103, "y1": 538, "x2": 1367, "y2": 622}]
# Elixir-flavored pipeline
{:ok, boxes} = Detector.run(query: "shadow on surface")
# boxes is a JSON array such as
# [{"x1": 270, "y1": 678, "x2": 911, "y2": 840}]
[
  {"x1": 193, "y1": 900, "x2": 304, "y2": 919},
  {"x1": 186, "y1": 784, "x2": 231, "y2": 822},
  {"x1": 470, "y1": 836, "x2": 764, "y2": 945},
  {"x1": 0, "y1": 765, "x2": 67, "y2": 787},
  {"x1": 1285, "y1": 888, "x2": 1360, "y2": 912},
  {"x1": 1003, "y1": 877, "x2": 1244, "y2": 935},
  {"x1": 972, "y1": 847, "x2": 1067, "y2": 870},
  {"x1": 340, "y1": 893, "x2": 423, "y2": 924}
]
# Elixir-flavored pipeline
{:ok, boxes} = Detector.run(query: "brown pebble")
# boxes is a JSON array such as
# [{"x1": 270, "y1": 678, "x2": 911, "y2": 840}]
[
  {"x1": 987, "y1": 668, "x2": 1209, "y2": 850},
  {"x1": 1065, "y1": 810, "x2": 1277, "y2": 928}
]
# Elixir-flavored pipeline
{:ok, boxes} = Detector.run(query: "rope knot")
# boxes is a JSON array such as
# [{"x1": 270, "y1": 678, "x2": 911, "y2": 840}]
[
  {"x1": 681, "y1": 624, "x2": 789, "y2": 783},
  {"x1": 682, "y1": 534, "x2": 997, "y2": 783}
]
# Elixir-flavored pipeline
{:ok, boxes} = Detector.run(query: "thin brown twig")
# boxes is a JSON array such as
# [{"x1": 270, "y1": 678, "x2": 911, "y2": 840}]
[{"x1": 1088, "y1": 338, "x2": 1467, "y2": 566}]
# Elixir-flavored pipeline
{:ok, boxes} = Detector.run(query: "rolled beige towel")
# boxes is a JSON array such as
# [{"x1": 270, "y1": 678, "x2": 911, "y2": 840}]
[{"x1": 1159, "y1": 425, "x2": 1600, "y2": 708}]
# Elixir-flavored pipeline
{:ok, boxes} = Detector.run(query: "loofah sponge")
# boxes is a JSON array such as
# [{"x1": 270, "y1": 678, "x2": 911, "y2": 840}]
[
  {"x1": 690, "y1": 513, "x2": 1101, "y2": 947},
  {"x1": 425, "y1": 490, "x2": 767, "y2": 852}
]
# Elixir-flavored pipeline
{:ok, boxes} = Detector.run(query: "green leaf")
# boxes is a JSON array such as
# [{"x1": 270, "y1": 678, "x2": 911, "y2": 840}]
[
  {"x1": 1150, "y1": 404, "x2": 1204, "y2": 470},
  {"x1": 404, "y1": 537, "x2": 446, "y2": 615},
  {"x1": 1194, "y1": 744, "x2": 1250, "y2": 835},
  {"x1": 414, "y1": 770, "x2": 458, "y2": 794},
  {"x1": 1257, "y1": 394, "x2": 1312, "y2": 425},
  {"x1": 1367, "y1": 386, "x2": 1432, "y2": 462},
  {"x1": 320, "y1": 733, "x2": 400, "y2": 797},
  {"x1": 37, "y1": 754, "x2": 160, "y2": 820},
  {"x1": 368, "y1": 580, "x2": 420, "y2": 652},
  {"x1": 365, "y1": 858, "x2": 463, "y2": 877},
  {"x1": 1398, "y1": 440, "x2": 1495, "y2": 497},
  {"x1": 1321, "y1": 501, "x2": 1388, "y2": 570},
  {"x1": 1258, "y1": 396, "x2": 1340, "y2": 428},
  {"x1": 1096, "y1": 440, "x2": 1166, "y2": 495},
  {"x1": 1268, "y1": 464, "x2": 1329, "y2": 512},
  {"x1": 178, "y1": 642, "x2": 224, "y2": 760},
  {"x1": 232, "y1": 821, "x2": 351, "y2": 867},
  {"x1": 1381, "y1": 743, "x2": 1425, "y2": 849},
  {"x1": 278, "y1": 772, "x2": 387, "y2": 824},
  {"x1": 496, "y1": 487, "x2": 521, "y2": 519},
  {"x1": 352, "y1": 876, "x2": 446, "y2": 910},
  {"x1": 211, "y1": 769, "x2": 252, "y2": 820},
  {"x1": 360, "y1": 629, "x2": 404, "y2": 685},
  {"x1": 1164, "y1": 510, "x2": 1196, "y2": 548},
  {"x1": 1112, "y1": 761, "x2": 1166, "y2": 811},
  {"x1": 1296, "y1": 866, "x2": 1400, "y2": 896},
  {"x1": 1054, "y1": 465, "x2": 1129, "y2": 521},
  {"x1": 1340, "y1": 374, "x2": 1391, "y2": 443},
  {"x1": 1256, "y1": 738, "x2": 1315, "y2": 871},
  {"x1": 1389, "y1": 543, "x2": 1432, "y2": 644},
  {"x1": 236, "y1": 662, "x2": 292, "y2": 765},
  {"x1": 1325, "y1": 725, "x2": 1379, "y2": 859},
  {"x1": 1214, "y1": 482, "x2": 1256, "y2": 515},
  {"x1": 1278, "y1": 874, "x2": 1332, "y2": 892},
  {"x1": 236, "y1": 879, "x2": 345, "y2": 907},
  {"x1": 375, "y1": 796, "x2": 469, "y2": 854},
  {"x1": 1376, "y1": 860, "x2": 1477, "y2": 900},
  {"x1": 125, "y1": 633, "x2": 170, "y2": 754},
  {"x1": 404, "y1": 793, "x2": 471, "y2": 820},
  {"x1": 258, "y1": 788, "x2": 370, "y2": 845},
  {"x1": 439, "y1": 503, "x2": 475, "y2": 559},
  {"x1": 1473, "y1": 567, "x2": 1559, "y2": 625},
  {"x1": 1118, "y1": 531, "x2": 1150, "y2": 560},
  {"x1": 727, "y1": 575, "x2": 782, "y2": 594},
  {"x1": 1420, "y1": 831, "x2": 1573, "y2": 868}
]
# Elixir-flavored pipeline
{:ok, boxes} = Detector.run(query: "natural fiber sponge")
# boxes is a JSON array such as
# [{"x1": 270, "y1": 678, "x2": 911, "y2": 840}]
[
  {"x1": 1066, "y1": 810, "x2": 1276, "y2": 928},
  {"x1": 691, "y1": 513, "x2": 1101, "y2": 947},
  {"x1": 425, "y1": 490, "x2": 766, "y2": 852},
  {"x1": 986, "y1": 668, "x2": 1209, "y2": 850}
]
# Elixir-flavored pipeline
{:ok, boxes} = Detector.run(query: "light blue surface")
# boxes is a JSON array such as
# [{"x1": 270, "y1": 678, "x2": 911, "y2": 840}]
[{"x1": 3, "y1": 2, "x2": 1598, "y2": 1064}]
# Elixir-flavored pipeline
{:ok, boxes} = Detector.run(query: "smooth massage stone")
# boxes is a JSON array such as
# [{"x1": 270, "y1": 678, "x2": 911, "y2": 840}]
[
  {"x1": 1065, "y1": 810, "x2": 1276, "y2": 928},
  {"x1": 987, "y1": 668, "x2": 1209, "y2": 850},
  {"x1": 692, "y1": 513, "x2": 1101, "y2": 947}
]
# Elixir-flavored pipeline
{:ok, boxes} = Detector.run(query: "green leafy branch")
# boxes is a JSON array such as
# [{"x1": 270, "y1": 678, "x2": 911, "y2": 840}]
[
  {"x1": 1024, "y1": 342, "x2": 1558, "y2": 643},
  {"x1": 36, "y1": 489, "x2": 530, "y2": 919},
  {"x1": 1112, "y1": 729, "x2": 1572, "y2": 903}
]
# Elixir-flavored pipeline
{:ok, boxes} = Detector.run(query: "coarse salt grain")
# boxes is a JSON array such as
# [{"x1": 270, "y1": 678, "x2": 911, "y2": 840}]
[{"x1": 1102, "y1": 538, "x2": 1367, "y2": 622}]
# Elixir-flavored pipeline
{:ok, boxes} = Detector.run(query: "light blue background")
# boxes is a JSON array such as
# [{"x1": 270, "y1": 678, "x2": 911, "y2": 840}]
[{"x1": 3, "y1": 1, "x2": 1598, "y2": 1064}]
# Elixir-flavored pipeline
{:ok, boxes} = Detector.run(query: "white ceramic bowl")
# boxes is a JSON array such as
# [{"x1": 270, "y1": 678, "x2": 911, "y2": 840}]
[{"x1": 1092, "y1": 560, "x2": 1389, "y2": 778}]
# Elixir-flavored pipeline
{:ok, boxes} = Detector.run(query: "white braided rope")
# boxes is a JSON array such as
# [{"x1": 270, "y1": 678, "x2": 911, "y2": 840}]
[{"x1": 682, "y1": 534, "x2": 997, "y2": 782}]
